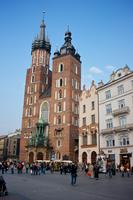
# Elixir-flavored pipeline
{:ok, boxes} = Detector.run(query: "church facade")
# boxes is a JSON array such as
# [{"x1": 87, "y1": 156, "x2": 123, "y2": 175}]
[{"x1": 20, "y1": 19, "x2": 81, "y2": 162}]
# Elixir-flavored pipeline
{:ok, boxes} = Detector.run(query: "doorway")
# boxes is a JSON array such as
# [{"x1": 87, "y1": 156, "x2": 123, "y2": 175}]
[
  {"x1": 91, "y1": 151, "x2": 97, "y2": 165},
  {"x1": 82, "y1": 152, "x2": 87, "y2": 163},
  {"x1": 120, "y1": 153, "x2": 131, "y2": 168},
  {"x1": 29, "y1": 152, "x2": 34, "y2": 163},
  {"x1": 37, "y1": 152, "x2": 43, "y2": 160}
]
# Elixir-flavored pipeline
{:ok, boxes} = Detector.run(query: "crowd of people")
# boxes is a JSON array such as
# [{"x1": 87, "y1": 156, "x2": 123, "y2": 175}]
[
  {"x1": 0, "y1": 160, "x2": 77, "y2": 176},
  {"x1": 0, "y1": 159, "x2": 133, "y2": 196},
  {"x1": 0, "y1": 160, "x2": 133, "y2": 182},
  {"x1": 0, "y1": 160, "x2": 78, "y2": 189},
  {"x1": 84, "y1": 160, "x2": 133, "y2": 179}
]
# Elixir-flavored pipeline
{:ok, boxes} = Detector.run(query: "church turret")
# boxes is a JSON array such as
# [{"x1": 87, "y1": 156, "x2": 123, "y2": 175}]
[
  {"x1": 32, "y1": 18, "x2": 51, "y2": 53},
  {"x1": 54, "y1": 28, "x2": 80, "y2": 62}
]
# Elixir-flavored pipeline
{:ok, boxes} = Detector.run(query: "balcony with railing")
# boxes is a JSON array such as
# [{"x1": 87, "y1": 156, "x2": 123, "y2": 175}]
[
  {"x1": 114, "y1": 123, "x2": 133, "y2": 132},
  {"x1": 112, "y1": 106, "x2": 130, "y2": 116},
  {"x1": 100, "y1": 128, "x2": 114, "y2": 135},
  {"x1": 101, "y1": 123, "x2": 133, "y2": 135}
]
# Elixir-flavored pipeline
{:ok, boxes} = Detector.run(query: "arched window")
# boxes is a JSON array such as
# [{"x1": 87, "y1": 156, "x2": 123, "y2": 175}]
[
  {"x1": 31, "y1": 75, "x2": 35, "y2": 83},
  {"x1": 30, "y1": 96, "x2": 33, "y2": 104},
  {"x1": 59, "y1": 63, "x2": 64, "y2": 72},
  {"x1": 58, "y1": 103, "x2": 62, "y2": 112},
  {"x1": 75, "y1": 65, "x2": 78, "y2": 74},
  {"x1": 59, "y1": 90, "x2": 62, "y2": 99},
  {"x1": 29, "y1": 107, "x2": 32, "y2": 116},
  {"x1": 123, "y1": 138, "x2": 126, "y2": 145},
  {"x1": 91, "y1": 151, "x2": 97, "y2": 165},
  {"x1": 33, "y1": 56, "x2": 36, "y2": 64},
  {"x1": 59, "y1": 78, "x2": 63, "y2": 87},
  {"x1": 82, "y1": 152, "x2": 87, "y2": 163},
  {"x1": 39, "y1": 51, "x2": 43, "y2": 64},
  {"x1": 58, "y1": 116, "x2": 61, "y2": 125},
  {"x1": 32, "y1": 66, "x2": 35, "y2": 73},
  {"x1": 57, "y1": 140, "x2": 61, "y2": 147},
  {"x1": 40, "y1": 102, "x2": 49, "y2": 122},
  {"x1": 120, "y1": 136, "x2": 129, "y2": 146}
]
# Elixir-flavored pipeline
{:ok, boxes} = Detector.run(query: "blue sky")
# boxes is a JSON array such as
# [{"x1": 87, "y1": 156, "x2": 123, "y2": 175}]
[{"x1": 0, "y1": 0, "x2": 133, "y2": 134}]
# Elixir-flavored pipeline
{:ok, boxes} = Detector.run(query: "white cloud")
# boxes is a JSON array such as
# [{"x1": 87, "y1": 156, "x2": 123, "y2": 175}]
[
  {"x1": 105, "y1": 65, "x2": 115, "y2": 71},
  {"x1": 89, "y1": 66, "x2": 103, "y2": 74}
]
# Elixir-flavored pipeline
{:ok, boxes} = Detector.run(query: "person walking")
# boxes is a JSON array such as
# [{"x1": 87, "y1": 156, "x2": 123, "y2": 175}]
[
  {"x1": 70, "y1": 163, "x2": 77, "y2": 185},
  {"x1": 94, "y1": 163, "x2": 100, "y2": 180},
  {"x1": 10, "y1": 162, "x2": 14, "y2": 174},
  {"x1": 120, "y1": 165, "x2": 125, "y2": 177},
  {"x1": 107, "y1": 162, "x2": 112, "y2": 178},
  {"x1": 25, "y1": 163, "x2": 29, "y2": 174}
]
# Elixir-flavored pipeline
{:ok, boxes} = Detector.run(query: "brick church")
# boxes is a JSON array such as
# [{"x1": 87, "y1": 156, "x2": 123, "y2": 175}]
[{"x1": 20, "y1": 18, "x2": 81, "y2": 163}]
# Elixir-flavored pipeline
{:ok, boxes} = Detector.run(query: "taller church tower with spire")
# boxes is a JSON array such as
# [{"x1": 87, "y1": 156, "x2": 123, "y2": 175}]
[
  {"x1": 20, "y1": 20, "x2": 81, "y2": 162},
  {"x1": 20, "y1": 18, "x2": 52, "y2": 162}
]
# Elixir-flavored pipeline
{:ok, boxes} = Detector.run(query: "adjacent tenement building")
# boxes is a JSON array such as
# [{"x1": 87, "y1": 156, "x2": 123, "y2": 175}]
[
  {"x1": 7, "y1": 129, "x2": 21, "y2": 161},
  {"x1": 97, "y1": 66, "x2": 133, "y2": 167},
  {"x1": 0, "y1": 135, "x2": 8, "y2": 161},
  {"x1": 79, "y1": 81, "x2": 99, "y2": 164}
]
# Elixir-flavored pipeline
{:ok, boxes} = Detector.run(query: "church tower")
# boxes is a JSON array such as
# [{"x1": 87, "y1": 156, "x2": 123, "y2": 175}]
[
  {"x1": 20, "y1": 18, "x2": 51, "y2": 161},
  {"x1": 50, "y1": 30, "x2": 81, "y2": 161}
]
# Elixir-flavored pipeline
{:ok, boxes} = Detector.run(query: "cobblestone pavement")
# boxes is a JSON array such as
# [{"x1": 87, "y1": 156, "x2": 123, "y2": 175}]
[{"x1": 1, "y1": 171, "x2": 133, "y2": 200}]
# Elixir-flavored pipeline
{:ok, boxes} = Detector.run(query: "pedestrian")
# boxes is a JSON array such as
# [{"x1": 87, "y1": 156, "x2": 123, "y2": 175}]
[
  {"x1": 126, "y1": 167, "x2": 130, "y2": 177},
  {"x1": 107, "y1": 162, "x2": 112, "y2": 178},
  {"x1": 25, "y1": 163, "x2": 29, "y2": 174},
  {"x1": 70, "y1": 163, "x2": 77, "y2": 185},
  {"x1": 50, "y1": 162, "x2": 54, "y2": 173},
  {"x1": 1, "y1": 164, "x2": 4, "y2": 174},
  {"x1": 85, "y1": 164, "x2": 89, "y2": 175},
  {"x1": 120, "y1": 165, "x2": 125, "y2": 177},
  {"x1": 131, "y1": 166, "x2": 133, "y2": 175},
  {"x1": 88, "y1": 164, "x2": 94, "y2": 178},
  {"x1": 60, "y1": 164, "x2": 63, "y2": 175},
  {"x1": 30, "y1": 163, "x2": 33, "y2": 175},
  {"x1": 0, "y1": 162, "x2": 2, "y2": 173},
  {"x1": 94, "y1": 163, "x2": 99, "y2": 180},
  {"x1": 10, "y1": 162, "x2": 14, "y2": 174}
]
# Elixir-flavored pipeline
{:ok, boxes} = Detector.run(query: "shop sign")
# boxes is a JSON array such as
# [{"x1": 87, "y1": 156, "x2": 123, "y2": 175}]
[
  {"x1": 108, "y1": 150, "x2": 112, "y2": 153},
  {"x1": 120, "y1": 148, "x2": 128, "y2": 154}
]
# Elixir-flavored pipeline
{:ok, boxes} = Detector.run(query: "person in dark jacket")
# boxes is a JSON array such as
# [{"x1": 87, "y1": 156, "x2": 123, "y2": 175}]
[
  {"x1": 94, "y1": 164, "x2": 100, "y2": 180},
  {"x1": 0, "y1": 176, "x2": 8, "y2": 196},
  {"x1": 70, "y1": 164, "x2": 77, "y2": 185}
]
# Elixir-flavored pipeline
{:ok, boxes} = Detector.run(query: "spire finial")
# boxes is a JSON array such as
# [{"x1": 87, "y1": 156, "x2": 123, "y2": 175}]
[
  {"x1": 42, "y1": 11, "x2": 45, "y2": 21},
  {"x1": 67, "y1": 25, "x2": 69, "y2": 32},
  {"x1": 40, "y1": 12, "x2": 46, "y2": 40}
]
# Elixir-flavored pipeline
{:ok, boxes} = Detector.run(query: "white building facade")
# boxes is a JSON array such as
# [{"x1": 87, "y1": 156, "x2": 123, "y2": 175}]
[
  {"x1": 79, "y1": 81, "x2": 99, "y2": 164},
  {"x1": 98, "y1": 66, "x2": 133, "y2": 167}
]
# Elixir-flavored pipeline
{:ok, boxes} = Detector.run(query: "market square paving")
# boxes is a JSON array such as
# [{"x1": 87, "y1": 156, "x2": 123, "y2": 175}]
[{"x1": 2, "y1": 171, "x2": 133, "y2": 200}]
